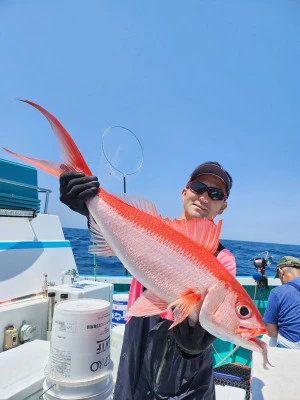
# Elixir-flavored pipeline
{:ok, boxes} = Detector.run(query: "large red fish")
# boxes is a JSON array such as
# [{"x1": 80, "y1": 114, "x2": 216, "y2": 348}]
[{"x1": 4, "y1": 100, "x2": 270, "y2": 368}]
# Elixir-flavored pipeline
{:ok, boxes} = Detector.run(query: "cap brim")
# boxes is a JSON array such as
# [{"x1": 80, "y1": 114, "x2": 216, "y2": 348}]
[{"x1": 190, "y1": 164, "x2": 231, "y2": 195}]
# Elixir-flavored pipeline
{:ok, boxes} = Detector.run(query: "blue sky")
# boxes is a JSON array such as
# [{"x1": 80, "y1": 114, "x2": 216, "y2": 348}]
[{"x1": 1, "y1": 0, "x2": 300, "y2": 245}]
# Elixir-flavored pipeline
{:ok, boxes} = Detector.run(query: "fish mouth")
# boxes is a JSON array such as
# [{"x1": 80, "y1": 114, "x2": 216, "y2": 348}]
[{"x1": 236, "y1": 326, "x2": 267, "y2": 338}]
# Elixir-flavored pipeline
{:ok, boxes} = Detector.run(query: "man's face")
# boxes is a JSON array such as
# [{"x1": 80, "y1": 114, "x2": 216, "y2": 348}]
[
  {"x1": 277, "y1": 267, "x2": 285, "y2": 283},
  {"x1": 181, "y1": 174, "x2": 228, "y2": 220}
]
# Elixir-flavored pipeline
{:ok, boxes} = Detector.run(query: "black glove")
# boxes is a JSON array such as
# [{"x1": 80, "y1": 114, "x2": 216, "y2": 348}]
[
  {"x1": 59, "y1": 172, "x2": 99, "y2": 217},
  {"x1": 172, "y1": 318, "x2": 215, "y2": 359}
]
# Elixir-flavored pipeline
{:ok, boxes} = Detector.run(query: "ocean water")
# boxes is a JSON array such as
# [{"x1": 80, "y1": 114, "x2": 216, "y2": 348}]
[{"x1": 63, "y1": 227, "x2": 300, "y2": 279}]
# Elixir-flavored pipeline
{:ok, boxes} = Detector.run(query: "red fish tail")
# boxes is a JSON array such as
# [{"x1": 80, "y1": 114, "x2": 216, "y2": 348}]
[{"x1": 3, "y1": 100, "x2": 92, "y2": 178}]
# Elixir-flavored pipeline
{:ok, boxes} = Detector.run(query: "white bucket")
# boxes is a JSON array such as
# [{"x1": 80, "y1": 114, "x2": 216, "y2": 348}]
[
  {"x1": 112, "y1": 293, "x2": 128, "y2": 327},
  {"x1": 42, "y1": 374, "x2": 113, "y2": 399},
  {"x1": 43, "y1": 298, "x2": 113, "y2": 399}
]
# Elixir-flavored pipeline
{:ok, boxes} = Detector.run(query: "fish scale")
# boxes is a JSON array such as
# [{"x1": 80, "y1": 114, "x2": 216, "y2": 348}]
[{"x1": 87, "y1": 195, "x2": 218, "y2": 303}]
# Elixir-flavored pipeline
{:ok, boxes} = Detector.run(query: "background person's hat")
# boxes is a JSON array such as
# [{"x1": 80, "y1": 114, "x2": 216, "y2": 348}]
[
  {"x1": 188, "y1": 161, "x2": 232, "y2": 197},
  {"x1": 274, "y1": 256, "x2": 300, "y2": 278}
]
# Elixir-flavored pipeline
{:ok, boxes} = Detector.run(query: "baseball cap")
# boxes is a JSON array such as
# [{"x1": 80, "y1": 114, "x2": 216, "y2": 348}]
[
  {"x1": 274, "y1": 256, "x2": 300, "y2": 278},
  {"x1": 188, "y1": 161, "x2": 232, "y2": 197}
]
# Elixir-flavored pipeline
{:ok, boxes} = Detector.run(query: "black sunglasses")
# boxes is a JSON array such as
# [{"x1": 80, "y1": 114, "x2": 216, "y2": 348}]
[{"x1": 186, "y1": 181, "x2": 227, "y2": 201}]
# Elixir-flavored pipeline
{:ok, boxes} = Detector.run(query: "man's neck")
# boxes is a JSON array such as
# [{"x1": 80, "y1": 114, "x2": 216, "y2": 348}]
[{"x1": 284, "y1": 274, "x2": 300, "y2": 283}]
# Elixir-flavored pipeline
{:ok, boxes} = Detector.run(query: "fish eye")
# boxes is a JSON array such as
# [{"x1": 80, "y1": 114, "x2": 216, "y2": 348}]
[{"x1": 236, "y1": 304, "x2": 252, "y2": 318}]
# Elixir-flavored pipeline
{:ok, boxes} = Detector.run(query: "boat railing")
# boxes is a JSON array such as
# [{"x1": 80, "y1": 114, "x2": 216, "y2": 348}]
[{"x1": 0, "y1": 177, "x2": 52, "y2": 214}]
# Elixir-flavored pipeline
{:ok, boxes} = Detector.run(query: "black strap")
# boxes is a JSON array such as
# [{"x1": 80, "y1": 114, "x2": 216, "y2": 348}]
[
  {"x1": 214, "y1": 242, "x2": 225, "y2": 257},
  {"x1": 286, "y1": 281, "x2": 300, "y2": 292}
]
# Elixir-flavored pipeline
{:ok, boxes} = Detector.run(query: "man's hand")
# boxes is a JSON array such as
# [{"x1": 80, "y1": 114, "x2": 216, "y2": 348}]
[{"x1": 59, "y1": 172, "x2": 99, "y2": 217}]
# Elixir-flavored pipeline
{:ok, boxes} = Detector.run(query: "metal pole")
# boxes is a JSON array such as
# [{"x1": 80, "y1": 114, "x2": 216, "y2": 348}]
[
  {"x1": 102, "y1": 126, "x2": 144, "y2": 278},
  {"x1": 123, "y1": 175, "x2": 127, "y2": 194},
  {"x1": 123, "y1": 174, "x2": 128, "y2": 275}
]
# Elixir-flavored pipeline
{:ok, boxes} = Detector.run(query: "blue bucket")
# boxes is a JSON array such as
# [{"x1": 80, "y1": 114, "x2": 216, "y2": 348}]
[{"x1": 112, "y1": 293, "x2": 128, "y2": 327}]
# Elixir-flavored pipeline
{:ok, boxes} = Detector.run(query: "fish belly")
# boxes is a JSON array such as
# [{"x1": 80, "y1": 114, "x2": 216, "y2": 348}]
[{"x1": 87, "y1": 196, "x2": 216, "y2": 302}]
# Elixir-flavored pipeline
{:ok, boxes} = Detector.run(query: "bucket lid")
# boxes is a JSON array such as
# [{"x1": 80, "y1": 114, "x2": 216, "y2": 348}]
[{"x1": 55, "y1": 298, "x2": 110, "y2": 314}]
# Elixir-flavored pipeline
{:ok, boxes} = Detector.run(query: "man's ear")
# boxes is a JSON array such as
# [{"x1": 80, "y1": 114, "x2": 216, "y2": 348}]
[
  {"x1": 181, "y1": 188, "x2": 187, "y2": 202},
  {"x1": 218, "y1": 201, "x2": 227, "y2": 215}
]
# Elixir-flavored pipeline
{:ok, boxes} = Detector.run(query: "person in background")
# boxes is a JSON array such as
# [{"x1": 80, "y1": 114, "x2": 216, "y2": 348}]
[
  {"x1": 59, "y1": 161, "x2": 236, "y2": 400},
  {"x1": 264, "y1": 256, "x2": 300, "y2": 349}
]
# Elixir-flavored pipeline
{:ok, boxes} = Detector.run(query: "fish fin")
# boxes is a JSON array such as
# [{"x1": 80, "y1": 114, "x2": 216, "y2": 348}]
[
  {"x1": 3, "y1": 100, "x2": 93, "y2": 177},
  {"x1": 114, "y1": 194, "x2": 160, "y2": 217},
  {"x1": 0, "y1": 152, "x2": 67, "y2": 177},
  {"x1": 168, "y1": 289, "x2": 202, "y2": 329},
  {"x1": 200, "y1": 282, "x2": 229, "y2": 317},
  {"x1": 127, "y1": 290, "x2": 169, "y2": 317},
  {"x1": 88, "y1": 216, "x2": 116, "y2": 256},
  {"x1": 162, "y1": 218, "x2": 222, "y2": 254}
]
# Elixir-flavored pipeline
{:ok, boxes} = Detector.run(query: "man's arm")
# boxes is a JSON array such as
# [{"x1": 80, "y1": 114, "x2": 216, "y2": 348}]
[
  {"x1": 265, "y1": 323, "x2": 278, "y2": 337},
  {"x1": 172, "y1": 319, "x2": 215, "y2": 359},
  {"x1": 263, "y1": 289, "x2": 279, "y2": 338}
]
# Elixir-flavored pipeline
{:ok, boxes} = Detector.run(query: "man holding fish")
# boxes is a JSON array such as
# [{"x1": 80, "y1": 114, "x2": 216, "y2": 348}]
[
  {"x1": 5, "y1": 100, "x2": 269, "y2": 400},
  {"x1": 60, "y1": 161, "x2": 236, "y2": 399}
]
